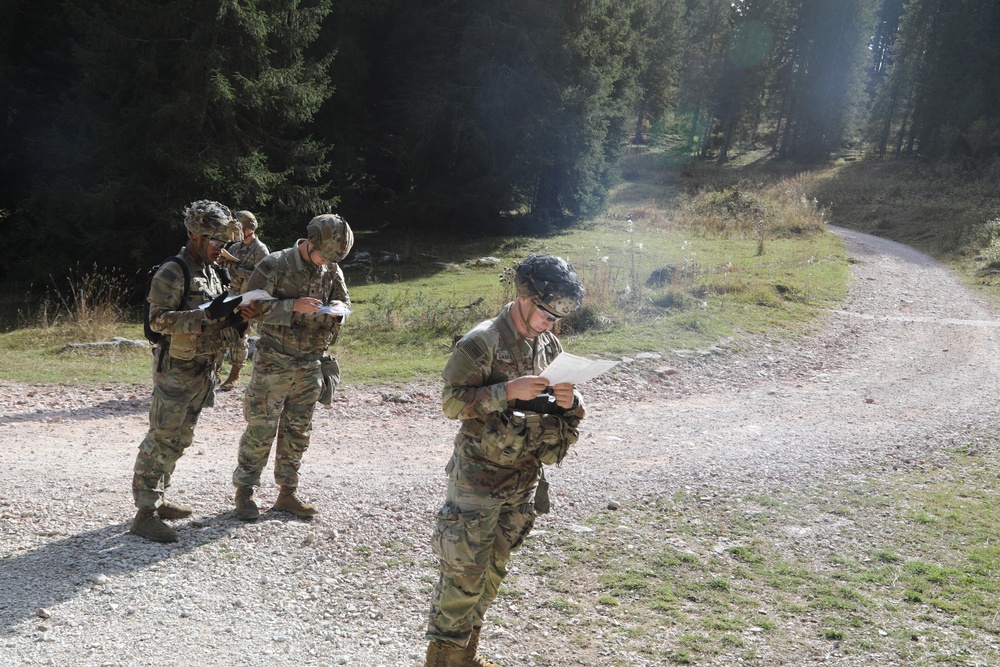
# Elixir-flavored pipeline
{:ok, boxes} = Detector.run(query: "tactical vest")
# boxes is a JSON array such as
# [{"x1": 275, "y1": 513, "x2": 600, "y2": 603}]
[
  {"x1": 228, "y1": 238, "x2": 268, "y2": 294},
  {"x1": 455, "y1": 310, "x2": 575, "y2": 467},
  {"x1": 256, "y1": 248, "x2": 344, "y2": 357},
  {"x1": 164, "y1": 260, "x2": 239, "y2": 361}
]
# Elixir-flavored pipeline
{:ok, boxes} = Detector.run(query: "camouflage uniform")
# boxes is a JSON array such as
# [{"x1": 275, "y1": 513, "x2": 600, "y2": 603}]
[
  {"x1": 232, "y1": 241, "x2": 349, "y2": 490},
  {"x1": 225, "y1": 235, "x2": 269, "y2": 369},
  {"x1": 425, "y1": 301, "x2": 586, "y2": 647},
  {"x1": 133, "y1": 246, "x2": 240, "y2": 509}
]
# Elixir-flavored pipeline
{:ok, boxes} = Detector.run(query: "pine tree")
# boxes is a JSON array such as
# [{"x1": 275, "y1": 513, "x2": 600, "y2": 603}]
[
  {"x1": 3, "y1": 0, "x2": 335, "y2": 281},
  {"x1": 377, "y1": 0, "x2": 651, "y2": 230},
  {"x1": 865, "y1": 0, "x2": 1000, "y2": 161},
  {"x1": 632, "y1": 0, "x2": 686, "y2": 145},
  {"x1": 775, "y1": 0, "x2": 878, "y2": 162}
]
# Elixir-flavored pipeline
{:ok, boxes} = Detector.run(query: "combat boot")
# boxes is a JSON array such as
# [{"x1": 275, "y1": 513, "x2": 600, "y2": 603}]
[
  {"x1": 424, "y1": 640, "x2": 457, "y2": 667},
  {"x1": 272, "y1": 486, "x2": 317, "y2": 518},
  {"x1": 156, "y1": 500, "x2": 193, "y2": 520},
  {"x1": 220, "y1": 365, "x2": 242, "y2": 391},
  {"x1": 130, "y1": 508, "x2": 178, "y2": 543},
  {"x1": 456, "y1": 627, "x2": 503, "y2": 667},
  {"x1": 234, "y1": 486, "x2": 260, "y2": 521}
]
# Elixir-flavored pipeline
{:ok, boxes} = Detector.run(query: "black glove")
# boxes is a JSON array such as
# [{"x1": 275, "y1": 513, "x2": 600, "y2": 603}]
[
  {"x1": 205, "y1": 293, "x2": 239, "y2": 320},
  {"x1": 228, "y1": 312, "x2": 249, "y2": 336}
]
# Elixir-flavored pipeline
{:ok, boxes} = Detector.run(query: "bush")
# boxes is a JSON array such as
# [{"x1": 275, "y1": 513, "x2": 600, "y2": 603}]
[{"x1": 23, "y1": 264, "x2": 130, "y2": 342}]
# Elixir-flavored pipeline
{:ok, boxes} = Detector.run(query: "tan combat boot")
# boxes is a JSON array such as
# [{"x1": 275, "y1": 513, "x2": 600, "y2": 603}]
[
  {"x1": 234, "y1": 486, "x2": 260, "y2": 521},
  {"x1": 424, "y1": 640, "x2": 457, "y2": 667},
  {"x1": 130, "y1": 508, "x2": 178, "y2": 543},
  {"x1": 220, "y1": 365, "x2": 242, "y2": 391},
  {"x1": 457, "y1": 627, "x2": 503, "y2": 667},
  {"x1": 272, "y1": 486, "x2": 317, "y2": 518},
  {"x1": 156, "y1": 500, "x2": 193, "y2": 520}
]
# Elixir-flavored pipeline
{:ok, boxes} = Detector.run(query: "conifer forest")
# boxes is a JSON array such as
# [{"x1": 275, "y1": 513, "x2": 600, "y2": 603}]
[{"x1": 1, "y1": 0, "x2": 998, "y2": 283}]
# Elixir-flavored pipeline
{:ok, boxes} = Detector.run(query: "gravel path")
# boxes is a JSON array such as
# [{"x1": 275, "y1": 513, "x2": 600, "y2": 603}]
[{"x1": 1, "y1": 226, "x2": 998, "y2": 666}]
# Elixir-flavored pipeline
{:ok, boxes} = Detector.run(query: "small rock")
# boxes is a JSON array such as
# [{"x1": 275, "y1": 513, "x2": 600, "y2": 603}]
[
  {"x1": 607, "y1": 501, "x2": 620, "y2": 511},
  {"x1": 35, "y1": 608, "x2": 51, "y2": 619}
]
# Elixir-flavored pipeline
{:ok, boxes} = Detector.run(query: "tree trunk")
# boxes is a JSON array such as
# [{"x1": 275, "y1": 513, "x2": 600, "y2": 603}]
[
  {"x1": 532, "y1": 171, "x2": 562, "y2": 220},
  {"x1": 633, "y1": 99, "x2": 646, "y2": 144}
]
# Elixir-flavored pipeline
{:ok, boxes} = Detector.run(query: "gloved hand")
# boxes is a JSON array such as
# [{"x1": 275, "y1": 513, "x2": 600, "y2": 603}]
[
  {"x1": 205, "y1": 293, "x2": 240, "y2": 320},
  {"x1": 228, "y1": 312, "x2": 249, "y2": 336}
]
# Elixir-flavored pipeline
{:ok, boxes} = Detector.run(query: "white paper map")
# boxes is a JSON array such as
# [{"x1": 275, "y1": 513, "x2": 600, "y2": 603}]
[
  {"x1": 316, "y1": 303, "x2": 353, "y2": 316},
  {"x1": 540, "y1": 352, "x2": 618, "y2": 385},
  {"x1": 237, "y1": 289, "x2": 276, "y2": 305}
]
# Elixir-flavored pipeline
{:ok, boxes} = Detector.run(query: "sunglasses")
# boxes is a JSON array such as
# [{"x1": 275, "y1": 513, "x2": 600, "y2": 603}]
[
  {"x1": 537, "y1": 305, "x2": 562, "y2": 323},
  {"x1": 206, "y1": 237, "x2": 227, "y2": 249}
]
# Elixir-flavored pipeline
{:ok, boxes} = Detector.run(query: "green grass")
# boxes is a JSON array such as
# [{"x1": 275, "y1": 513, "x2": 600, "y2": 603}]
[
  {"x1": 0, "y1": 322, "x2": 152, "y2": 384},
  {"x1": 520, "y1": 447, "x2": 1000, "y2": 664},
  {"x1": 0, "y1": 147, "x2": 849, "y2": 386}
]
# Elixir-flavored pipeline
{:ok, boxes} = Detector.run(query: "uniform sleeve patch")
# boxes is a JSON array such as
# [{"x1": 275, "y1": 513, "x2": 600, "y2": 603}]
[{"x1": 456, "y1": 337, "x2": 487, "y2": 366}]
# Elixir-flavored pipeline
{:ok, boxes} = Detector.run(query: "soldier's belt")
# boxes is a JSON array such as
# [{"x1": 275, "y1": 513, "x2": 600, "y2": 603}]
[
  {"x1": 257, "y1": 337, "x2": 324, "y2": 362},
  {"x1": 460, "y1": 411, "x2": 545, "y2": 440}
]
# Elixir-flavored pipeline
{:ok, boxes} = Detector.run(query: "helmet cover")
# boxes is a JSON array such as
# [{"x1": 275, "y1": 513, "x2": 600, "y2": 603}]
[
  {"x1": 183, "y1": 200, "x2": 239, "y2": 241},
  {"x1": 513, "y1": 254, "x2": 584, "y2": 317},
  {"x1": 307, "y1": 214, "x2": 354, "y2": 263},
  {"x1": 235, "y1": 210, "x2": 258, "y2": 231}
]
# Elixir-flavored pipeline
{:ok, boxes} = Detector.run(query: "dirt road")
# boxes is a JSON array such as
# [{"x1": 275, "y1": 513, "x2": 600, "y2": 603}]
[{"x1": 1, "y1": 226, "x2": 998, "y2": 666}]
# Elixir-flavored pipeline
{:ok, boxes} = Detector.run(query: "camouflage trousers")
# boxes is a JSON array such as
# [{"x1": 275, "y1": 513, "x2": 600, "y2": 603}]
[
  {"x1": 232, "y1": 345, "x2": 322, "y2": 489},
  {"x1": 133, "y1": 352, "x2": 217, "y2": 509},
  {"x1": 229, "y1": 333, "x2": 250, "y2": 368},
  {"x1": 425, "y1": 445, "x2": 540, "y2": 646}
]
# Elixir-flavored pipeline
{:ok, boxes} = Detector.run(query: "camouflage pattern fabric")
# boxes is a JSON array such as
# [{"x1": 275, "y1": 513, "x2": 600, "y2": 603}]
[
  {"x1": 225, "y1": 236, "x2": 269, "y2": 368},
  {"x1": 232, "y1": 241, "x2": 349, "y2": 489},
  {"x1": 147, "y1": 247, "x2": 240, "y2": 361},
  {"x1": 249, "y1": 242, "x2": 349, "y2": 355},
  {"x1": 133, "y1": 246, "x2": 234, "y2": 509},
  {"x1": 425, "y1": 302, "x2": 586, "y2": 646},
  {"x1": 232, "y1": 345, "x2": 322, "y2": 488},
  {"x1": 227, "y1": 236, "x2": 270, "y2": 294}
]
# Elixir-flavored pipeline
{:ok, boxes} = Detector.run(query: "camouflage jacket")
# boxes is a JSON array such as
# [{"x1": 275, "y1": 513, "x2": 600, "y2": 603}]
[
  {"x1": 226, "y1": 236, "x2": 269, "y2": 294},
  {"x1": 443, "y1": 302, "x2": 585, "y2": 467},
  {"x1": 148, "y1": 246, "x2": 238, "y2": 361},
  {"x1": 247, "y1": 241, "x2": 350, "y2": 357}
]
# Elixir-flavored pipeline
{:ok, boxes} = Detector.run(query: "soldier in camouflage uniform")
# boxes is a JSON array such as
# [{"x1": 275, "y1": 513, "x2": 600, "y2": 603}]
[
  {"x1": 424, "y1": 254, "x2": 587, "y2": 667},
  {"x1": 130, "y1": 200, "x2": 244, "y2": 543},
  {"x1": 231, "y1": 214, "x2": 354, "y2": 521},
  {"x1": 218, "y1": 210, "x2": 270, "y2": 391}
]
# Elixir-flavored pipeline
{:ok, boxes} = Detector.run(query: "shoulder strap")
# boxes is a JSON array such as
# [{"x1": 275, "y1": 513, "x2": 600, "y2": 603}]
[
  {"x1": 162, "y1": 255, "x2": 192, "y2": 302},
  {"x1": 496, "y1": 313, "x2": 535, "y2": 377}
]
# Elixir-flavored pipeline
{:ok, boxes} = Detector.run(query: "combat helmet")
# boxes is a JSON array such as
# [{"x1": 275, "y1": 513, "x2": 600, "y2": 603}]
[
  {"x1": 514, "y1": 254, "x2": 584, "y2": 317},
  {"x1": 306, "y1": 214, "x2": 354, "y2": 263},
  {"x1": 235, "y1": 210, "x2": 258, "y2": 231},
  {"x1": 184, "y1": 200, "x2": 239, "y2": 241}
]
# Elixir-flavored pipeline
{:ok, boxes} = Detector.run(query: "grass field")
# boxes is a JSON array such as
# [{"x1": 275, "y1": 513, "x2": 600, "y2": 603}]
[
  {"x1": 0, "y1": 146, "x2": 849, "y2": 386},
  {"x1": 4, "y1": 150, "x2": 1000, "y2": 665}
]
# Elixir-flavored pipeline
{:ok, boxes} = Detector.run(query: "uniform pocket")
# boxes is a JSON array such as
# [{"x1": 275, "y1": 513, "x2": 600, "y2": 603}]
[
  {"x1": 431, "y1": 505, "x2": 483, "y2": 572},
  {"x1": 478, "y1": 412, "x2": 528, "y2": 466}
]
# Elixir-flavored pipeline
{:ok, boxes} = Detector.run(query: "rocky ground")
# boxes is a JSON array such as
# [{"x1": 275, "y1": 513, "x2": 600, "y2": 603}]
[{"x1": 2, "y1": 226, "x2": 999, "y2": 666}]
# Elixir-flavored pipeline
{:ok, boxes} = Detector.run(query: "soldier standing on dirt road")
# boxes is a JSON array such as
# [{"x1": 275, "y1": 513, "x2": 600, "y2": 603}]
[
  {"x1": 130, "y1": 200, "x2": 244, "y2": 543},
  {"x1": 218, "y1": 210, "x2": 270, "y2": 392},
  {"x1": 231, "y1": 214, "x2": 353, "y2": 522},
  {"x1": 423, "y1": 254, "x2": 587, "y2": 667}
]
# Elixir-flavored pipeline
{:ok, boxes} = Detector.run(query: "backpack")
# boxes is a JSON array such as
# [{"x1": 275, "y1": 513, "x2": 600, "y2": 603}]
[{"x1": 143, "y1": 256, "x2": 191, "y2": 346}]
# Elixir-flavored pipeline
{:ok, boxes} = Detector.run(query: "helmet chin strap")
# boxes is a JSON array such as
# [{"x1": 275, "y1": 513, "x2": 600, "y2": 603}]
[{"x1": 516, "y1": 298, "x2": 546, "y2": 337}]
